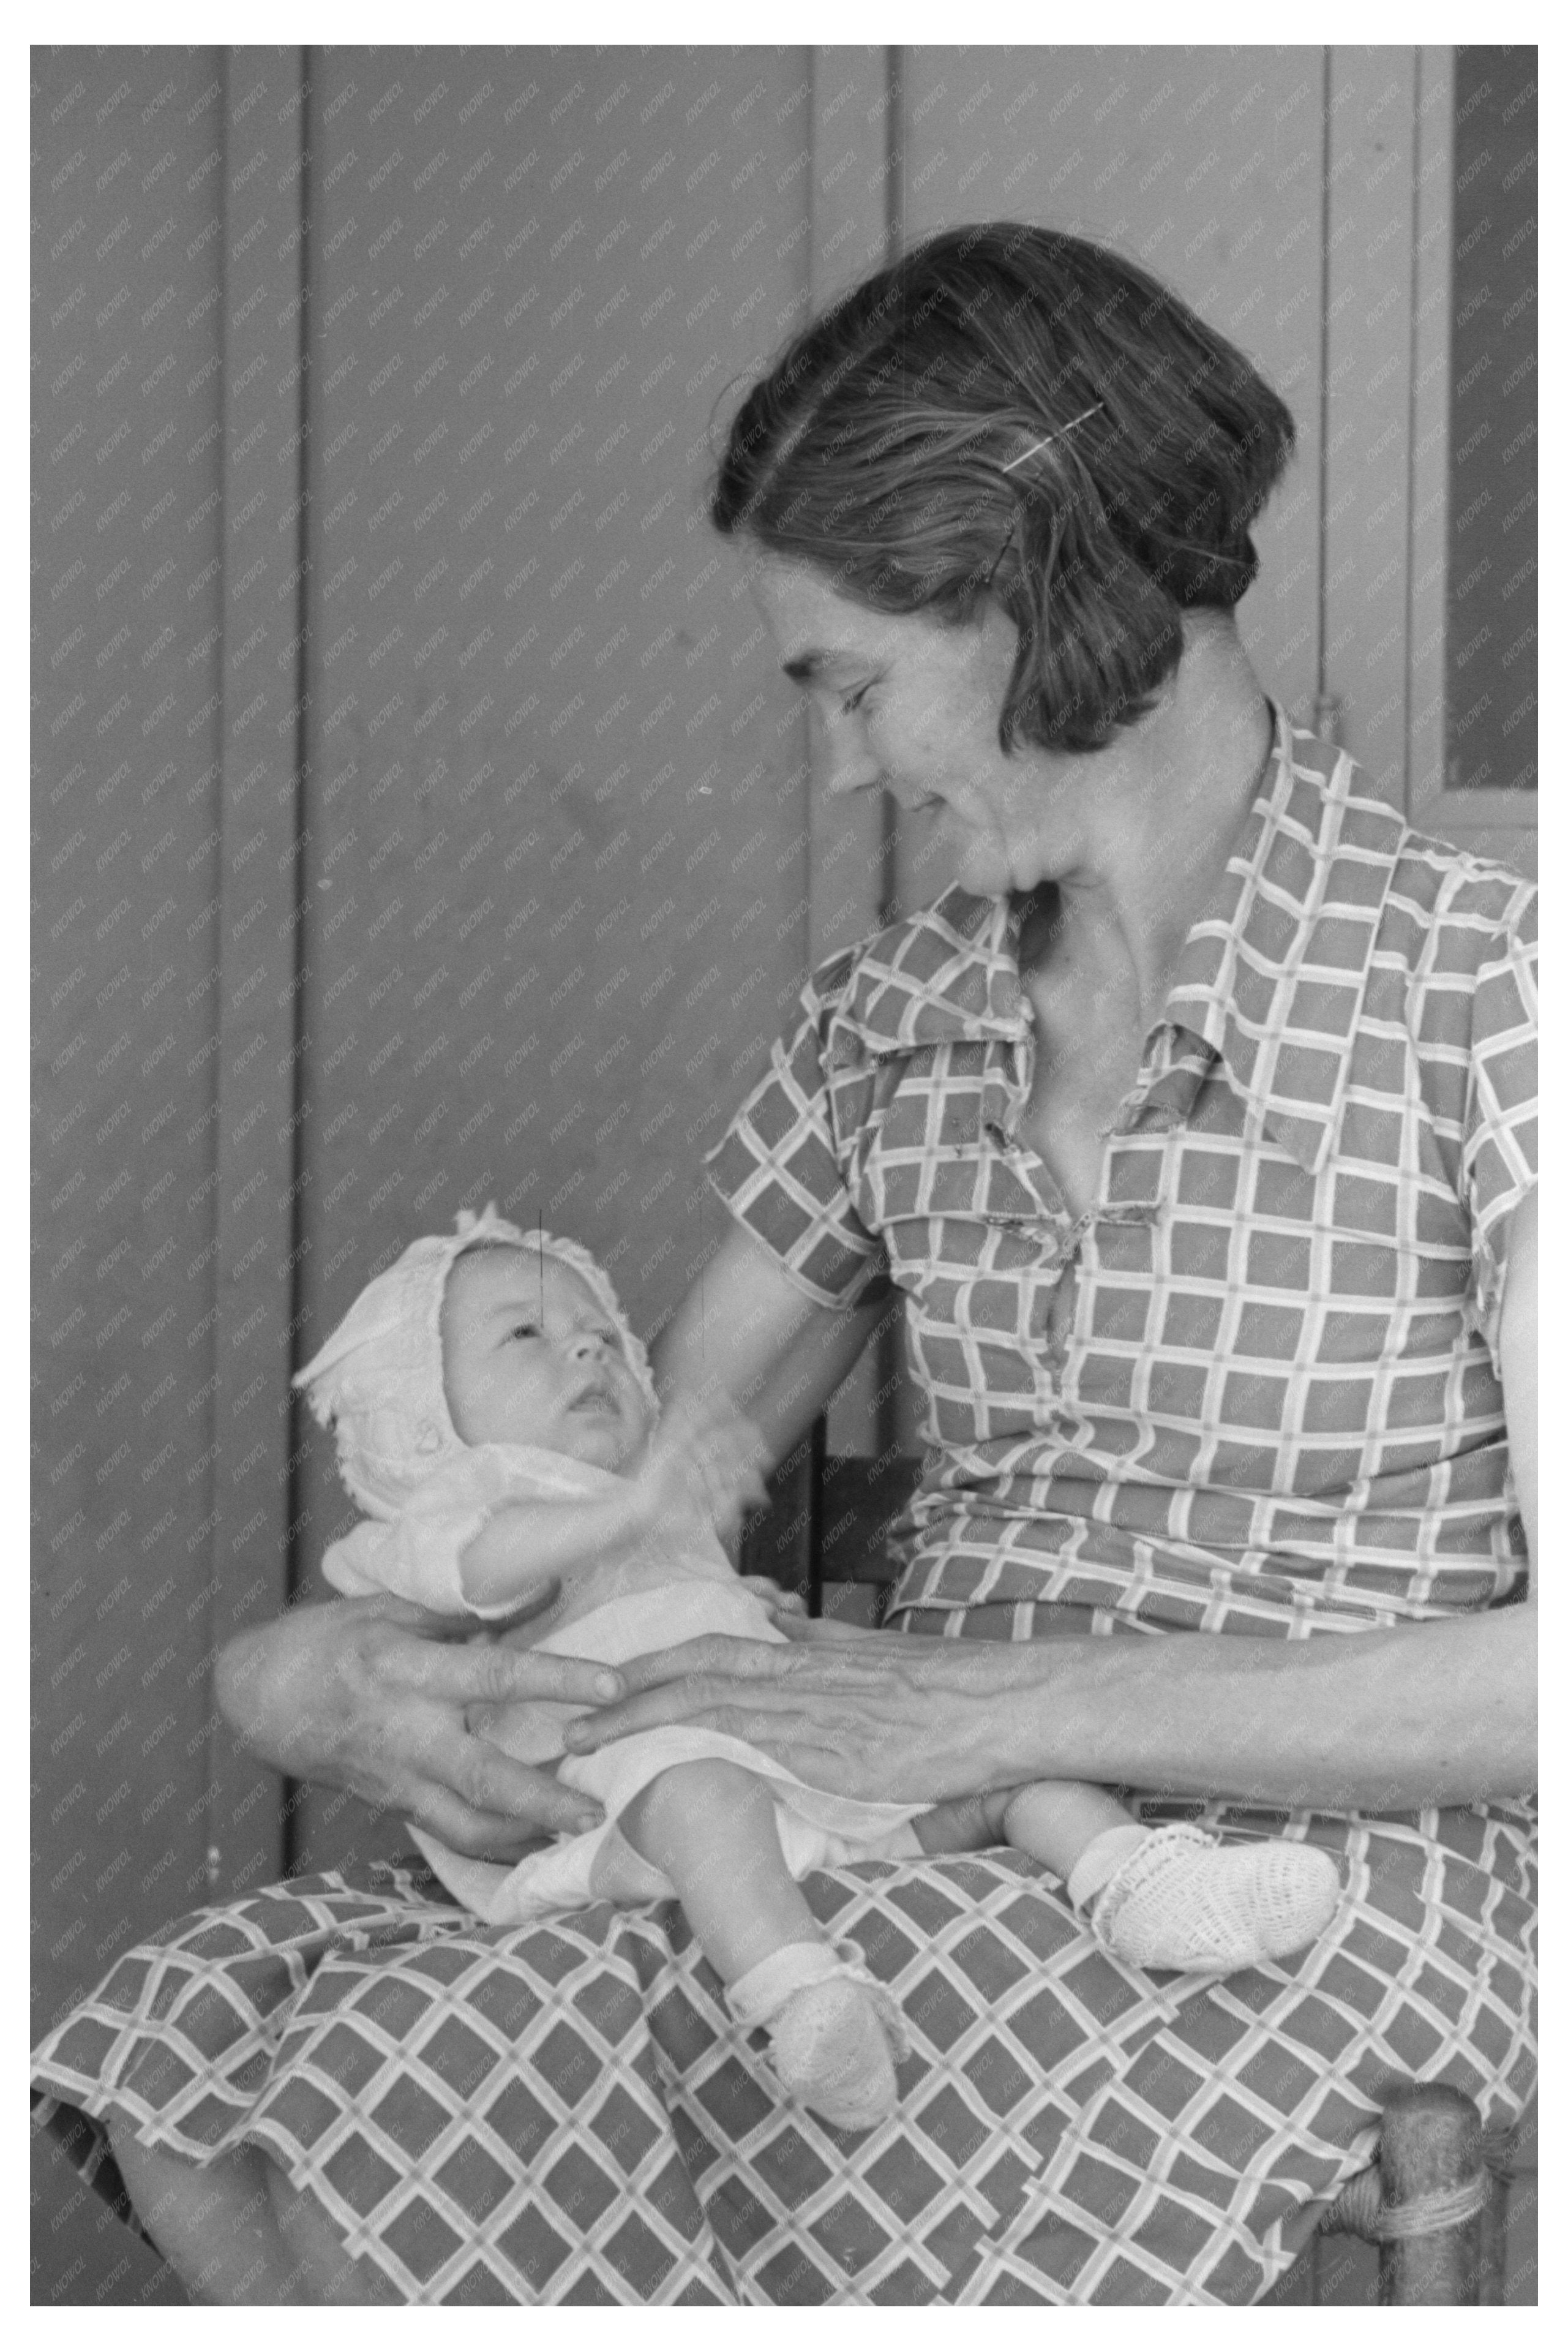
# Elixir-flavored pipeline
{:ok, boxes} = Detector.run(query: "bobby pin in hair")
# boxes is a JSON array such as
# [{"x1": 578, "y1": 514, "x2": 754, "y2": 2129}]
[
  {"x1": 1000, "y1": 402, "x2": 1105, "y2": 473},
  {"x1": 982, "y1": 403, "x2": 1106, "y2": 591}
]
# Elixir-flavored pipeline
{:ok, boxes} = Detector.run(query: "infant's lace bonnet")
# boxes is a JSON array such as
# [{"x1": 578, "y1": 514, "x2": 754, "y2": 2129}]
[{"x1": 291, "y1": 1203, "x2": 658, "y2": 1519}]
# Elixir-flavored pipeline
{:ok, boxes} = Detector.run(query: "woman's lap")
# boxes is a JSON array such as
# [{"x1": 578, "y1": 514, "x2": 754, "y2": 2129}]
[{"x1": 31, "y1": 1804, "x2": 1536, "y2": 2306}]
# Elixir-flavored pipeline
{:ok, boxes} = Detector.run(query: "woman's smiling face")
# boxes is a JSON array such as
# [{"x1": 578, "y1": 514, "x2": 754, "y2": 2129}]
[{"x1": 749, "y1": 555, "x2": 1064, "y2": 899}]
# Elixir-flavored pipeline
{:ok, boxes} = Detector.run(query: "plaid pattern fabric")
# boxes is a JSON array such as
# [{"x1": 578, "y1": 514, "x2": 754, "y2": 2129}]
[
  {"x1": 32, "y1": 1811, "x2": 1536, "y2": 2304},
  {"x1": 708, "y1": 711, "x2": 1537, "y2": 1638}
]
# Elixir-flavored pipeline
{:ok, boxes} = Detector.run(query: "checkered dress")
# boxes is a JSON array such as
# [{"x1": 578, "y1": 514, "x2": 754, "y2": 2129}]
[
  {"x1": 711, "y1": 713, "x2": 1536, "y2": 1646},
  {"x1": 32, "y1": 721, "x2": 1536, "y2": 2303}
]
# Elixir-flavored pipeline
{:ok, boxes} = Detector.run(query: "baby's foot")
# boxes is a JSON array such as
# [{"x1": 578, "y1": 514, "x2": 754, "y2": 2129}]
[
  {"x1": 1083, "y1": 1824, "x2": 1342, "y2": 1972},
  {"x1": 726, "y1": 1940, "x2": 906, "y2": 2131},
  {"x1": 769, "y1": 1977, "x2": 899, "y2": 2130}
]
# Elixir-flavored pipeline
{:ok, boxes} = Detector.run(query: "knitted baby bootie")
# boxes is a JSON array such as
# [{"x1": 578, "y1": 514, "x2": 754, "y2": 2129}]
[
  {"x1": 1072, "y1": 1823, "x2": 1343, "y2": 1973},
  {"x1": 727, "y1": 1940, "x2": 908, "y2": 2131}
]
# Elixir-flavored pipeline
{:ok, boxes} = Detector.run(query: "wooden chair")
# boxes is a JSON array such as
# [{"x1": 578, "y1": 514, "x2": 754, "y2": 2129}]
[{"x1": 740, "y1": 1433, "x2": 1529, "y2": 2306}]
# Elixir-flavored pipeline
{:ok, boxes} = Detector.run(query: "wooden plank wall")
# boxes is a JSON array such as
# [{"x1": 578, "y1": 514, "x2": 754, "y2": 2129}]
[{"x1": 32, "y1": 44, "x2": 240, "y2": 2305}]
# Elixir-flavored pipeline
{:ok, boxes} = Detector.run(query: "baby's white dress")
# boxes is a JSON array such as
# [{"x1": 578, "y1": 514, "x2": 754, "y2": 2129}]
[{"x1": 322, "y1": 1442, "x2": 926, "y2": 1924}]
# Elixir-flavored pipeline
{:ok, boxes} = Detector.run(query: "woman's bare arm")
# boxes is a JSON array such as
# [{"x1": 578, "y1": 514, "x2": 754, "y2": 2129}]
[
  {"x1": 651, "y1": 1218, "x2": 883, "y2": 1466},
  {"x1": 568, "y1": 1197, "x2": 1537, "y2": 1815},
  {"x1": 563, "y1": 1597, "x2": 1534, "y2": 1813}
]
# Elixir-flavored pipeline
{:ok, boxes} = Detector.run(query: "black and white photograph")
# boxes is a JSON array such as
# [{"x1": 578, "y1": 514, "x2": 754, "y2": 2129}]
[{"x1": 30, "y1": 19, "x2": 1540, "y2": 2309}]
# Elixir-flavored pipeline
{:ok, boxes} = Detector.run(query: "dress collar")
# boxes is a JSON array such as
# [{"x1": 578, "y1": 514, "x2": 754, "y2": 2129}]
[
  {"x1": 827, "y1": 881, "x2": 1032, "y2": 1056},
  {"x1": 825, "y1": 705, "x2": 1406, "y2": 1175}
]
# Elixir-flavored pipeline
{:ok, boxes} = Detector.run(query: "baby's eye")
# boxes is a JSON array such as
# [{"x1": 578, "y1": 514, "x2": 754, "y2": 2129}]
[
  {"x1": 841, "y1": 682, "x2": 874, "y2": 717},
  {"x1": 506, "y1": 1322, "x2": 542, "y2": 1342}
]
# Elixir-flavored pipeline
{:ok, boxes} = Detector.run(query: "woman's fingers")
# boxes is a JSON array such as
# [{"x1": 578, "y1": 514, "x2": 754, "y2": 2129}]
[
  {"x1": 736, "y1": 1575, "x2": 807, "y2": 1616},
  {"x1": 383, "y1": 1632, "x2": 623, "y2": 1710},
  {"x1": 392, "y1": 1721, "x2": 607, "y2": 1846},
  {"x1": 445, "y1": 1734, "x2": 605, "y2": 1840},
  {"x1": 216, "y1": 1597, "x2": 626, "y2": 1840},
  {"x1": 562, "y1": 1680, "x2": 751, "y2": 1750},
  {"x1": 399, "y1": 1775, "x2": 586, "y2": 1859},
  {"x1": 609, "y1": 1632, "x2": 822, "y2": 1695},
  {"x1": 397, "y1": 1781, "x2": 550, "y2": 1862},
  {"x1": 562, "y1": 1641, "x2": 871, "y2": 1751},
  {"x1": 770, "y1": 1610, "x2": 882, "y2": 1642}
]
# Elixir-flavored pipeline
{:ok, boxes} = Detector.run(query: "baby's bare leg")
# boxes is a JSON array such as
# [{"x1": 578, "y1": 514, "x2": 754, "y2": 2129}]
[
  {"x1": 912, "y1": 1779, "x2": 1138, "y2": 1869},
  {"x1": 620, "y1": 1759, "x2": 902, "y2": 2128},
  {"x1": 999, "y1": 1778, "x2": 1145, "y2": 1877},
  {"x1": 618, "y1": 1758, "x2": 821, "y2": 1982}
]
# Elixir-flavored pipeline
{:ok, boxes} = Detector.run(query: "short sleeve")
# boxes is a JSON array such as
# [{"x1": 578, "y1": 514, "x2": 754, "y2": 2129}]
[
  {"x1": 320, "y1": 1448, "x2": 620, "y2": 1617},
  {"x1": 318, "y1": 1449, "x2": 587, "y2": 1620},
  {"x1": 321, "y1": 1502, "x2": 514, "y2": 1620},
  {"x1": 705, "y1": 993, "x2": 891, "y2": 1311},
  {"x1": 1463, "y1": 891, "x2": 1537, "y2": 1359}
]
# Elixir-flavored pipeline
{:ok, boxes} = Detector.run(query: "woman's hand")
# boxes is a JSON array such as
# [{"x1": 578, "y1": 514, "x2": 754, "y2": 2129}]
[
  {"x1": 638, "y1": 1395, "x2": 770, "y2": 1544},
  {"x1": 216, "y1": 1590, "x2": 628, "y2": 1860},
  {"x1": 560, "y1": 1596, "x2": 1537, "y2": 1815},
  {"x1": 560, "y1": 1627, "x2": 1045, "y2": 1804}
]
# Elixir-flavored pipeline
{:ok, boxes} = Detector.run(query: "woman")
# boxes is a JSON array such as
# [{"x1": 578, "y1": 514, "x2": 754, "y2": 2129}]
[{"x1": 33, "y1": 225, "x2": 1536, "y2": 2306}]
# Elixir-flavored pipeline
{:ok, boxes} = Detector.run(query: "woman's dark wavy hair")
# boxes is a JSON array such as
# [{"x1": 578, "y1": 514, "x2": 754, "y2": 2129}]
[{"x1": 710, "y1": 224, "x2": 1295, "y2": 751}]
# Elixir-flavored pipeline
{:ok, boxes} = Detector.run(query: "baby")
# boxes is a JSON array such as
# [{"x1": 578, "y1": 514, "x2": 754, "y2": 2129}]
[{"x1": 296, "y1": 1206, "x2": 1341, "y2": 2131}]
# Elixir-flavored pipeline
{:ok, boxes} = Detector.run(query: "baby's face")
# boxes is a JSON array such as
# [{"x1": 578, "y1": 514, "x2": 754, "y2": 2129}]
[{"x1": 440, "y1": 1247, "x2": 653, "y2": 1470}]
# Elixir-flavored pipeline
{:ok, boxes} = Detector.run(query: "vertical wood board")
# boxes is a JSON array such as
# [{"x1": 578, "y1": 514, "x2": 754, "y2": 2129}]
[
  {"x1": 289, "y1": 47, "x2": 816, "y2": 1866},
  {"x1": 31, "y1": 45, "x2": 230, "y2": 2037}
]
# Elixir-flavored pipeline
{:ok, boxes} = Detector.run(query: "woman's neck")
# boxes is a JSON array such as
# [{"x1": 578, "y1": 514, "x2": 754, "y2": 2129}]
[{"x1": 1016, "y1": 614, "x2": 1274, "y2": 1020}]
